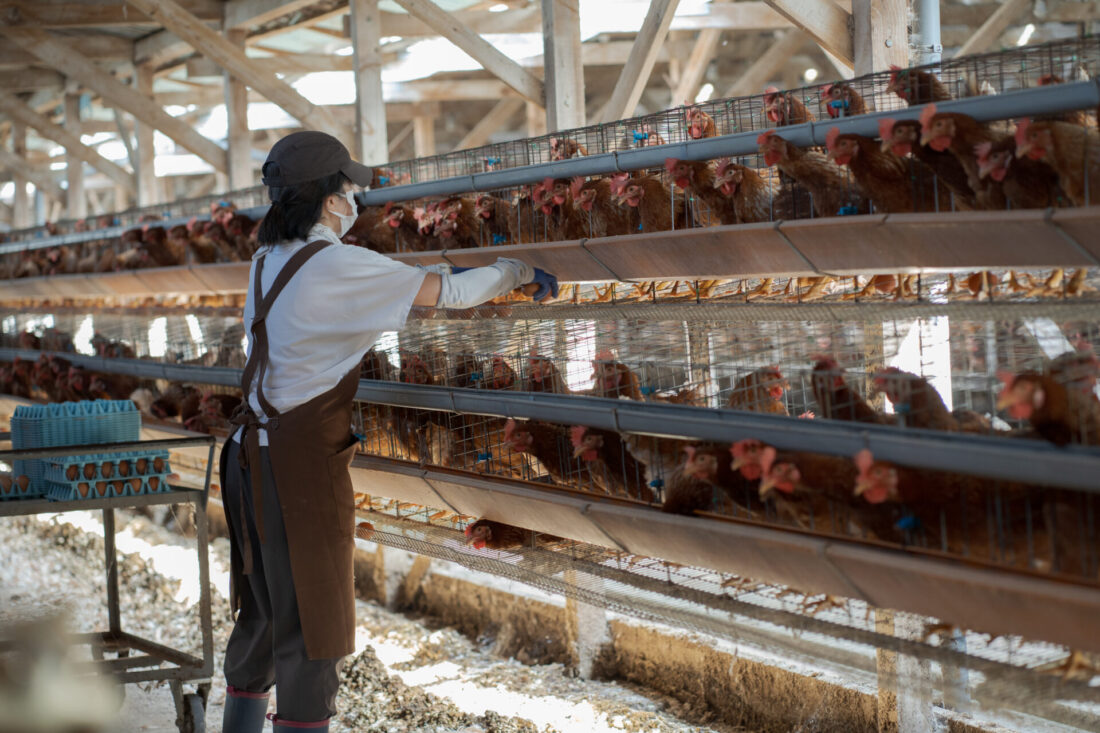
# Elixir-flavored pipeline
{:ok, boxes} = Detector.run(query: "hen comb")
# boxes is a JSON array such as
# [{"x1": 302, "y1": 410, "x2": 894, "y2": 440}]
[
  {"x1": 996, "y1": 370, "x2": 1017, "y2": 389},
  {"x1": 853, "y1": 449, "x2": 875, "y2": 476},
  {"x1": 503, "y1": 419, "x2": 516, "y2": 442},
  {"x1": 664, "y1": 157, "x2": 681, "y2": 175},
  {"x1": 570, "y1": 176, "x2": 585, "y2": 198},
  {"x1": 877, "y1": 118, "x2": 896, "y2": 141},
  {"x1": 1015, "y1": 118, "x2": 1031, "y2": 146},
  {"x1": 383, "y1": 201, "x2": 394, "y2": 214},
  {"x1": 919, "y1": 103, "x2": 938, "y2": 131},
  {"x1": 759, "y1": 445, "x2": 777, "y2": 473},
  {"x1": 714, "y1": 157, "x2": 734, "y2": 176},
  {"x1": 730, "y1": 439, "x2": 762, "y2": 458},
  {"x1": 569, "y1": 424, "x2": 588, "y2": 448},
  {"x1": 594, "y1": 349, "x2": 615, "y2": 362},
  {"x1": 756, "y1": 129, "x2": 776, "y2": 145},
  {"x1": 763, "y1": 85, "x2": 779, "y2": 103},
  {"x1": 464, "y1": 523, "x2": 474, "y2": 538},
  {"x1": 820, "y1": 83, "x2": 834, "y2": 97},
  {"x1": 824, "y1": 126, "x2": 841, "y2": 152}
]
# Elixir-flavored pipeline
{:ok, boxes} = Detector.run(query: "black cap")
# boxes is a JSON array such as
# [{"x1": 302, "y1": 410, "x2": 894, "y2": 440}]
[{"x1": 261, "y1": 131, "x2": 373, "y2": 188}]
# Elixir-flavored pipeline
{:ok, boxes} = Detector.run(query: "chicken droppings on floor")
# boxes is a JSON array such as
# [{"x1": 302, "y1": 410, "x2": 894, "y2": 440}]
[{"x1": 0, "y1": 511, "x2": 722, "y2": 733}]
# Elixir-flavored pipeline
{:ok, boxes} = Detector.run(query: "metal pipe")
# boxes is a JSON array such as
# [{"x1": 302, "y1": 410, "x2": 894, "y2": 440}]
[
  {"x1": 4, "y1": 347, "x2": 1099, "y2": 492},
  {"x1": 916, "y1": 0, "x2": 942, "y2": 66}
]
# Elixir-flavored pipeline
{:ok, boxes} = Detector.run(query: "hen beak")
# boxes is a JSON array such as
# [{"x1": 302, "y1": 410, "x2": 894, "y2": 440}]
[
  {"x1": 730, "y1": 457, "x2": 746, "y2": 472},
  {"x1": 758, "y1": 478, "x2": 777, "y2": 500},
  {"x1": 995, "y1": 392, "x2": 1013, "y2": 411},
  {"x1": 853, "y1": 479, "x2": 872, "y2": 498},
  {"x1": 879, "y1": 138, "x2": 895, "y2": 154},
  {"x1": 1015, "y1": 141, "x2": 1033, "y2": 159},
  {"x1": 919, "y1": 130, "x2": 934, "y2": 147},
  {"x1": 572, "y1": 445, "x2": 588, "y2": 459}
]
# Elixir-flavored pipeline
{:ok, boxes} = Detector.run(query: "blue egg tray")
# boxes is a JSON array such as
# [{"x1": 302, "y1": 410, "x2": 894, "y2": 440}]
[{"x1": 42, "y1": 449, "x2": 173, "y2": 502}]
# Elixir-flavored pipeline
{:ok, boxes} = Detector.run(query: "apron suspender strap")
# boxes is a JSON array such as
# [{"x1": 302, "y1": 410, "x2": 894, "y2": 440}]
[{"x1": 234, "y1": 239, "x2": 331, "y2": 573}]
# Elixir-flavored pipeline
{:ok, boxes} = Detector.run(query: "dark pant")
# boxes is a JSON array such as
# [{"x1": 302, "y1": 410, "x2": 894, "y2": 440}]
[{"x1": 222, "y1": 441, "x2": 342, "y2": 722}]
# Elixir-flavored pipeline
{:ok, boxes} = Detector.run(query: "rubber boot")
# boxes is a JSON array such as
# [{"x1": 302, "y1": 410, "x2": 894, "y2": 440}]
[
  {"x1": 267, "y1": 713, "x2": 330, "y2": 730},
  {"x1": 221, "y1": 686, "x2": 269, "y2": 732}
]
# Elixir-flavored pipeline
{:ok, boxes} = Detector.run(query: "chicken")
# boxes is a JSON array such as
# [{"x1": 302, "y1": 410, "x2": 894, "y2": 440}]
[
  {"x1": 665, "y1": 158, "x2": 739, "y2": 226},
  {"x1": 464, "y1": 518, "x2": 562, "y2": 551},
  {"x1": 87, "y1": 372, "x2": 141, "y2": 402},
  {"x1": 524, "y1": 353, "x2": 570, "y2": 394},
  {"x1": 591, "y1": 353, "x2": 642, "y2": 400},
  {"x1": 974, "y1": 138, "x2": 1068, "y2": 210},
  {"x1": 474, "y1": 194, "x2": 515, "y2": 246},
  {"x1": 878, "y1": 118, "x2": 977, "y2": 210},
  {"x1": 886, "y1": 65, "x2": 952, "y2": 105},
  {"x1": 811, "y1": 356, "x2": 885, "y2": 424},
  {"x1": 919, "y1": 105, "x2": 1007, "y2": 210},
  {"x1": 826, "y1": 127, "x2": 952, "y2": 213},
  {"x1": 42, "y1": 246, "x2": 77, "y2": 275},
  {"x1": 186, "y1": 218, "x2": 221, "y2": 264},
  {"x1": 659, "y1": 444, "x2": 728, "y2": 516},
  {"x1": 1015, "y1": 118, "x2": 1100, "y2": 207},
  {"x1": 710, "y1": 159, "x2": 777, "y2": 224},
  {"x1": 727, "y1": 366, "x2": 789, "y2": 415},
  {"x1": 997, "y1": 370, "x2": 1100, "y2": 446},
  {"x1": 151, "y1": 383, "x2": 203, "y2": 422},
  {"x1": 611, "y1": 172, "x2": 685, "y2": 234},
  {"x1": 361, "y1": 349, "x2": 396, "y2": 381},
  {"x1": 758, "y1": 130, "x2": 868, "y2": 217},
  {"x1": 685, "y1": 107, "x2": 717, "y2": 139},
  {"x1": 532, "y1": 178, "x2": 583, "y2": 242},
  {"x1": 569, "y1": 425, "x2": 654, "y2": 502},
  {"x1": 763, "y1": 87, "x2": 815, "y2": 126},
  {"x1": 820, "y1": 82, "x2": 868, "y2": 119},
  {"x1": 506, "y1": 187, "x2": 537, "y2": 244},
  {"x1": 570, "y1": 177, "x2": 634, "y2": 237},
  {"x1": 503, "y1": 418, "x2": 574, "y2": 485},
  {"x1": 343, "y1": 205, "x2": 398, "y2": 253},
  {"x1": 1048, "y1": 350, "x2": 1099, "y2": 397},
  {"x1": 549, "y1": 137, "x2": 588, "y2": 161},
  {"x1": 433, "y1": 196, "x2": 483, "y2": 249},
  {"x1": 871, "y1": 367, "x2": 957, "y2": 432}
]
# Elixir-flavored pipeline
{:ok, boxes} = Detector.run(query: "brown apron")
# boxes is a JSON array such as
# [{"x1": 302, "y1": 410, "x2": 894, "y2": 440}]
[{"x1": 222, "y1": 239, "x2": 360, "y2": 660}]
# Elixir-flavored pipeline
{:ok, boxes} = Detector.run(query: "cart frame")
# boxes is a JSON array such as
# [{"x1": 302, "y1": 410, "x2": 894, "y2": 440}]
[{"x1": 0, "y1": 435, "x2": 217, "y2": 733}]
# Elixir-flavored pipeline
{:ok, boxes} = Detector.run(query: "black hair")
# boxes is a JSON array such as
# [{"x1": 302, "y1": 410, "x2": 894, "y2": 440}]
[{"x1": 257, "y1": 171, "x2": 351, "y2": 245}]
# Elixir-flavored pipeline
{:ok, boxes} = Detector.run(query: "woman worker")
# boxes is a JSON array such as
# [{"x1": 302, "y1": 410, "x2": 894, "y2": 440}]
[{"x1": 220, "y1": 131, "x2": 557, "y2": 732}]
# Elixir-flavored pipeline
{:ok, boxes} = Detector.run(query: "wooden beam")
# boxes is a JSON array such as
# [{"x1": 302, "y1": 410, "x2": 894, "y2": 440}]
[
  {"x1": 123, "y1": 0, "x2": 345, "y2": 139},
  {"x1": 0, "y1": 35, "x2": 132, "y2": 70},
  {"x1": 542, "y1": 0, "x2": 585, "y2": 131},
  {"x1": 723, "y1": 29, "x2": 807, "y2": 97},
  {"x1": 390, "y1": 0, "x2": 545, "y2": 104},
  {"x1": 454, "y1": 98, "x2": 523, "y2": 151},
  {"x1": 852, "y1": 0, "x2": 908, "y2": 75},
  {"x1": 672, "y1": 28, "x2": 722, "y2": 105},
  {"x1": 0, "y1": 27, "x2": 227, "y2": 172},
  {"x1": 0, "y1": 146, "x2": 64, "y2": 202},
  {"x1": 351, "y1": 0, "x2": 388, "y2": 165},
  {"x1": 0, "y1": 69, "x2": 64, "y2": 92},
  {"x1": 134, "y1": 63, "x2": 159, "y2": 206},
  {"x1": 385, "y1": 79, "x2": 520, "y2": 103},
  {"x1": 955, "y1": 0, "x2": 1030, "y2": 58},
  {"x1": 112, "y1": 108, "x2": 136, "y2": 182},
  {"x1": 223, "y1": 0, "x2": 319, "y2": 29},
  {"x1": 10, "y1": 122, "x2": 29, "y2": 228},
  {"x1": 764, "y1": 0, "x2": 853, "y2": 68},
  {"x1": 0, "y1": 89, "x2": 136, "y2": 194},
  {"x1": 224, "y1": 28, "x2": 252, "y2": 191},
  {"x1": 388, "y1": 121, "x2": 414, "y2": 157},
  {"x1": 63, "y1": 91, "x2": 85, "y2": 220},
  {"x1": 526, "y1": 101, "x2": 547, "y2": 137},
  {"x1": 413, "y1": 116, "x2": 435, "y2": 158},
  {"x1": 0, "y1": 0, "x2": 222, "y2": 27},
  {"x1": 600, "y1": 0, "x2": 681, "y2": 123}
]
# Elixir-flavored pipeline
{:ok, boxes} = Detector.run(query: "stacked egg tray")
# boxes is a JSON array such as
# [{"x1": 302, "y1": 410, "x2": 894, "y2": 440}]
[
  {"x1": 42, "y1": 450, "x2": 173, "y2": 501},
  {"x1": 9, "y1": 400, "x2": 141, "y2": 498}
]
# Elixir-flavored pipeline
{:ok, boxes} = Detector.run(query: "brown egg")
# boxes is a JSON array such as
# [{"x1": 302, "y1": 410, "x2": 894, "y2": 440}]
[
  {"x1": 136, "y1": 458, "x2": 148, "y2": 475},
  {"x1": 148, "y1": 477, "x2": 160, "y2": 491},
  {"x1": 111, "y1": 481, "x2": 125, "y2": 495},
  {"x1": 65, "y1": 465, "x2": 78, "y2": 480},
  {"x1": 153, "y1": 457, "x2": 165, "y2": 473},
  {"x1": 130, "y1": 479, "x2": 143, "y2": 493},
  {"x1": 16, "y1": 476, "x2": 29, "y2": 493},
  {"x1": 95, "y1": 481, "x2": 108, "y2": 497},
  {"x1": 117, "y1": 461, "x2": 131, "y2": 477},
  {"x1": 101, "y1": 462, "x2": 114, "y2": 479},
  {"x1": 77, "y1": 482, "x2": 90, "y2": 498},
  {"x1": 0, "y1": 474, "x2": 12, "y2": 492},
  {"x1": 83, "y1": 463, "x2": 96, "y2": 479}
]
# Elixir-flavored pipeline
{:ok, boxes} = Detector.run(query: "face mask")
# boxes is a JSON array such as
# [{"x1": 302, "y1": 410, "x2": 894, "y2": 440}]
[{"x1": 328, "y1": 190, "x2": 357, "y2": 237}]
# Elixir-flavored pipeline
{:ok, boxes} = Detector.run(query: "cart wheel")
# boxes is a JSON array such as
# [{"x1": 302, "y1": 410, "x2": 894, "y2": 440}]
[{"x1": 180, "y1": 692, "x2": 206, "y2": 733}]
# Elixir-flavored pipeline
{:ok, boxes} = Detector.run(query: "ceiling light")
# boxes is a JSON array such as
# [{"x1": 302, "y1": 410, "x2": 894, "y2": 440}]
[
  {"x1": 380, "y1": 36, "x2": 403, "y2": 44},
  {"x1": 1017, "y1": 23, "x2": 1035, "y2": 46},
  {"x1": 694, "y1": 83, "x2": 714, "y2": 104},
  {"x1": 489, "y1": 3, "x2": 509, "y2": 11},
  {"x1": 803, "y1": 67, "x2": 819, "y2": 82},
  {"x1": 334, "y1": 45, "x2": 353, "y2": 56}
]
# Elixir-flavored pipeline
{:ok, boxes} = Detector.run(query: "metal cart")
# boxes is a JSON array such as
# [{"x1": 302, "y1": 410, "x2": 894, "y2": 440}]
[{"x1": 0, "y1": 435, "x2": 217, "y2": 733}]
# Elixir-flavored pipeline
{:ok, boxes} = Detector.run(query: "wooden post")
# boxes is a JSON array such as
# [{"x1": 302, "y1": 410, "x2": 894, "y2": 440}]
[
  {"x1": 224, "y1": 28, "x2": 253, "y2": 190},
  {"x1": 542, "y1": 0, "x2": 586, "y2": 131},
  {"x1": 563, "y1": 569, "x2": 610, "y2": 679},
  {"x1": 64, "y1": 90, "x2": 86, "y2": 220},
  {"x1": 11, "y1": 121, "x2": 28, "y2": 228},
  {"x1": 454, "y1": 98, "x2": 523, "y2": 150},
  {"x1": 673, "y1": 28, "x2": 722, "y2": 104},
  {"x1": 351, "y1": 0, "x2": 388, "y2": 166},
  {"x1": 723, "y1": 29, "x2": 807, "y2": 97},
  {"x1": 955, "y1": 0, "x2": 1030, "y2": 58},
  {"x1": 600, "y1": 0, "x2": 682, "y2": 122},
  {"x1": 134, "y1": 63, "x2": 159, "y2": 207},
  {"x1": 852, "y1": 0, "x2": 909, "y2": 76},
  {"x1": 413, "y1": 116, "x2": 435, "y2": 158}
]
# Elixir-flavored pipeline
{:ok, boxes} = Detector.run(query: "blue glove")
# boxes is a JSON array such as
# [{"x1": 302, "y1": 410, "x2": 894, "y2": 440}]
[
  {"x1": 529, "y1": 267, "x2": 559, "y2": 301},
  {"x1": 450, "y1": 266, "x2": 474, "y2": 274}
]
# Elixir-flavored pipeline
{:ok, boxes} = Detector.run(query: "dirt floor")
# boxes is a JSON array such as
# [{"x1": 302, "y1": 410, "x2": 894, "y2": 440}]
[{"x1": 0, "y1": 509, "x2": 724, "y2": 733}]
